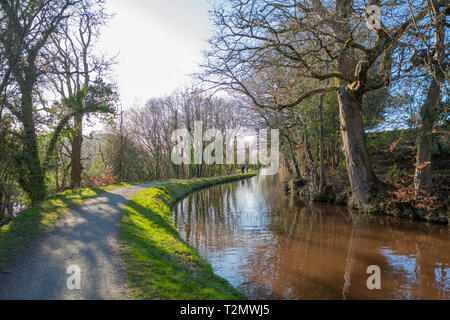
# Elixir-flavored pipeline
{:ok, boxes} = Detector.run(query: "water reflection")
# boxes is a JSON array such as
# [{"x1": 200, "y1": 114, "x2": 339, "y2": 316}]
[{"x1": 173, "y1": 174, "x2": 450, "y2": 300}]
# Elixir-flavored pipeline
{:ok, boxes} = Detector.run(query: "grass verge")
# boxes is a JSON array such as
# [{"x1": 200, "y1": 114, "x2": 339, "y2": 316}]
[
  {"x1": 0, "y1": 182, "x2": 130, "y2": 268},
  {"x1": 120, "y1": 173, "x2": 256, "y2": 300}
]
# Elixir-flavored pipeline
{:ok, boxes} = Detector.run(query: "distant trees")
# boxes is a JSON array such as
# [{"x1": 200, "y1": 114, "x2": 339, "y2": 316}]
[
  {"x1": 242, "y1": 87, "x2": 343, "y2": 193},
  {"x1": 99, "y1": 90, "x2": 247, "y2": 182}
]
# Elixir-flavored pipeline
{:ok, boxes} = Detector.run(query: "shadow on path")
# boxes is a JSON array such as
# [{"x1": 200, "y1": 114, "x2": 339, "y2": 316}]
[{"x1": 0, "y1": 182, "x2": 172, "y2": 300}]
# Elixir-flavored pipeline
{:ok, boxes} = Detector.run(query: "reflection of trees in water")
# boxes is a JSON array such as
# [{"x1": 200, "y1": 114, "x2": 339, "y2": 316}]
[
  {"x1": 342, "y1": 210, "x2": 359, "y2": 300},
  {"x1": 247, "y1": 205, "x2": 356, "y2": 300},
  {"x1": 259, "y1": 175, "x2": 285, "y2": 208},
  {"x1": 173, "y1": 177, "x2": 449, "y2": 300},
  {"x1": 173, "y1": 183, "x2": 242, "y2": 253},
  {"x1": 340, "y1": 214, "x2": 449, "y2": 300},
  {"x1": 240, "y1": 202, "x2": 449, "y2": 300}
]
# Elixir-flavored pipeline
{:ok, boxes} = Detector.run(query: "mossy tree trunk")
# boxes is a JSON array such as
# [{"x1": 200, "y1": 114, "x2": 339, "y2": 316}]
[
  {"x1": 337, "y1": 86, "x2": 381, "y2": 206},
  {"x1": 414, "y1": 0, "x2": 446, "y2": 196},
  {"x1": 19, "y1": 82, "x2": 47, "y2": 205},
  {"x1": 70, "y1": 114, "x2": 83, "y2": 188},
  {"x1": 414, "y1": 77, "x2": 442, "y2": 195},
  {"x1": 318, "y1": 94, "x2": 326, "y2": 192}
]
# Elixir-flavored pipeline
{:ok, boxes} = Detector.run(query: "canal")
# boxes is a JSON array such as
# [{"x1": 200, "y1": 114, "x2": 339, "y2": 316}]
[{"x1": 173, "y1": 173, "x2": 450, "y2": 300}]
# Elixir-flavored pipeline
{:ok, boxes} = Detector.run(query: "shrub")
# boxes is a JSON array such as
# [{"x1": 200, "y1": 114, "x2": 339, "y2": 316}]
[
  {"x1": 386, "y1": 164, "x2": 409, "y2": 184},
  {"x1": 90, "y1": 171, "x2": 118, "y2": 187},
  {"x1": 386, "y1": 177, "x2": 444, "y2": 215}
]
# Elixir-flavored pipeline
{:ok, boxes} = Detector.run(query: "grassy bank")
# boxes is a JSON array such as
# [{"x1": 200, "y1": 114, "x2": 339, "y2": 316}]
[
  {"x1": 119, "y1": 173, "x2": 256, "y2": 300},
  {"x1": 0, "y1": 182, "x2": 129, "y2": 268}
]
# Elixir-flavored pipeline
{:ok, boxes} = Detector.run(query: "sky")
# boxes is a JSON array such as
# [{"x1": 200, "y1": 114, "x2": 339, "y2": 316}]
[{"x1": 97, "y1": 0, "x2": 212, "y2": 109}]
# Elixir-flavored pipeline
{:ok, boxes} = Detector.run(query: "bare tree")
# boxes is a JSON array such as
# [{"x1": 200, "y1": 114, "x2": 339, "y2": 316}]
[
  {"x1": 406, "y1": 0, "x2": 449, "y2": 195},
  {"x1": 201, "y1": 0, "x2": 443, "y2": 209},
  {"x1": 45, "y1": 0, "x2": 116, "y2": 188}
]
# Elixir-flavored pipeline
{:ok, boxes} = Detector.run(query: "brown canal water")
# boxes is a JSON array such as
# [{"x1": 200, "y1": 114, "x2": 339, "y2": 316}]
[{"x1": 173, "y1": 173, "x2": 450, "y2": 300}]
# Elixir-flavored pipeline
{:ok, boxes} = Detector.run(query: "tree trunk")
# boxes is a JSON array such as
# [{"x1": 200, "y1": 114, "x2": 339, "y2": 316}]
[
  {"x1": 70, "y1": 114, "x2": 83, "y2": 188},
  {"x1": 337, "y1": 87, "x2": 381, "y2": 207},
  {"x1": 319, "y1": 95, "x2": 326, "y2": 192},
  {"x1": 414, "y1": 2, "x2": 445, "y2": 196},
  {"x1": 19, "y1": 85, "x2": 47, "y2": 204},
  {"x1": 333, "y1": 0, "x2": 384, "y2": 208},
  {"x1": 414, "y1": 77, "x2": 442, "y2": 195},
  {"x1": 0, "y1": 188, "x2": 4, "y2": 224},
  {"x1": 303, "y1": 133, "x2": 318, "y2": 190},
  {"x1": 286, "y1": 135, "x2": 302, "y2": 179}
]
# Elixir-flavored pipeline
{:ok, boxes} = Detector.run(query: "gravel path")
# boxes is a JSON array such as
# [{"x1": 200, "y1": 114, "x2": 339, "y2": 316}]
[{"x1": 0, "y1": 182, "x2": 175, "y2": 300}]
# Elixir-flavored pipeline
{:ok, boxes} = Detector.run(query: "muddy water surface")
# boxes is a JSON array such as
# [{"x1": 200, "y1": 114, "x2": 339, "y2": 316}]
[{"x1": 173, "y1": 174, "x2": 450, "y2": 300}]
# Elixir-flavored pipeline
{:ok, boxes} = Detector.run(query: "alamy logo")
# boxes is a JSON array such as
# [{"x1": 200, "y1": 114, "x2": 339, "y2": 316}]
[
  {"x1": 367, "y1": 265, "x2": 381, "y2": 290},
  {"x1": 66, "y1": 265, "x2": 81, "y2": 290},
  {"x1": 171, "y1": 121, "x2": 280, "y2": 175},
  {"x1": 366, "y1": 5, "x2": 381, "y2": 31}
]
